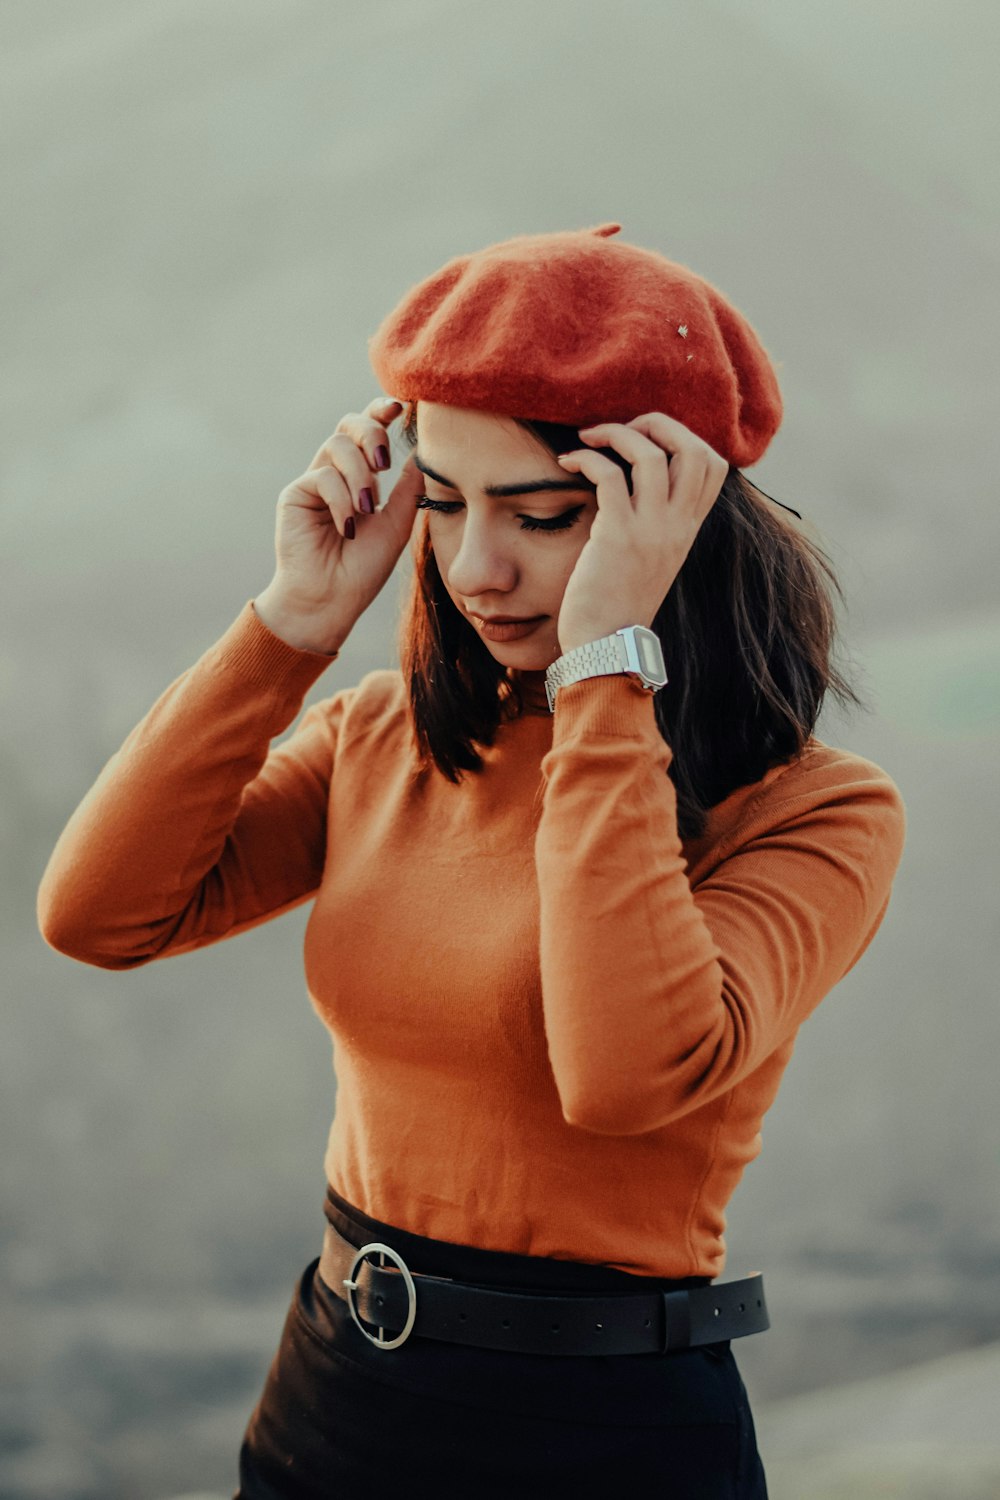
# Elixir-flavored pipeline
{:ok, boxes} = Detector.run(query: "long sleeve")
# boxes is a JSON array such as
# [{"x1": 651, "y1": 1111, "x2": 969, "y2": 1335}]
[
  {"x1": 535, "y1": 673, "x2": 907, "y2": 1136},
  {"x1": 37, "y1": 600, "x2": 348, "y2": 970}
]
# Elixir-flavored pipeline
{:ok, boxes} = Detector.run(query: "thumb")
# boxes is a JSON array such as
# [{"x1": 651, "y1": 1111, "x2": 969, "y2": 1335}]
[{"x1": 381, "y1": 452, "x2": 424, "y2": 543}]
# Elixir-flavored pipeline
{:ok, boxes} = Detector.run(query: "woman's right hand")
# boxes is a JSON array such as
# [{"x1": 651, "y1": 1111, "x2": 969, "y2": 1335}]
[{"x1": 254, "y1": 396, "x2": 423, "y2": 653}]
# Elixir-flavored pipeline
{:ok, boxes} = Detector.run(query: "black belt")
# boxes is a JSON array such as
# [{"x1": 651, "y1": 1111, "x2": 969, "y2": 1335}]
[{"x1": 318, "y1": 1221, "x2": 769, "y2": 1356}]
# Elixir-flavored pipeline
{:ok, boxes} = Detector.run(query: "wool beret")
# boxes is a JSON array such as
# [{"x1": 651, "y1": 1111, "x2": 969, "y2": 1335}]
[{"x1": 367, "y1": 223, "x2": 783, "y2": 468}]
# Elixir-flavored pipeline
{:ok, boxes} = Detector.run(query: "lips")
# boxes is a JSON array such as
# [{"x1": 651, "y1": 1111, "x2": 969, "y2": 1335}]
[{"x1": 472, "y1": 614, "x2": 547, "y2": 643}]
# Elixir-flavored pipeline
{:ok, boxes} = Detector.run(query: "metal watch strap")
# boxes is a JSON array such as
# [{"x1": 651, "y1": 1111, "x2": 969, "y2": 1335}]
[
  {"x1": 551, "y1": 635, "x2": 628, "y2": 684},
  {"x1": 545, "y1": 634, "x2": 630, "y2": 712}
]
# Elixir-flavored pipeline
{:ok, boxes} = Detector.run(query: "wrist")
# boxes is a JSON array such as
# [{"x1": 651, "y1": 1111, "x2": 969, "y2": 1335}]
[
  {"x1": 557, "y1": 633, "x2": 602, "y2": 657},
  {"x1": 557, "y1": 624, "x2": 630, "y2": 656},
  {"x1": 546, "y1": 624, "x2": 667, "y2": 712},
  {"x1": 253, "y1": 590, "x2": 349, "y2": 656}
]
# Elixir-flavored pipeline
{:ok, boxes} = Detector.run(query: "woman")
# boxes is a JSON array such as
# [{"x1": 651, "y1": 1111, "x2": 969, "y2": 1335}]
[{"x1": 37, "y1": 223, "x2": 906, "y2": 1497}]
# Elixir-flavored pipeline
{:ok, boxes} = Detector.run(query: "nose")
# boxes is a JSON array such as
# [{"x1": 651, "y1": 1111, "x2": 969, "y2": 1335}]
[{"x1": 444, "y1": 513, "x2": 519, "y2": 599}]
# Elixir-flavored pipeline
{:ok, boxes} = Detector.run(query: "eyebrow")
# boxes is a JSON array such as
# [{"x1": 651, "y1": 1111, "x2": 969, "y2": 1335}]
[{"x1": 413, "y1": 453, "x2": 593, "y2": 499}]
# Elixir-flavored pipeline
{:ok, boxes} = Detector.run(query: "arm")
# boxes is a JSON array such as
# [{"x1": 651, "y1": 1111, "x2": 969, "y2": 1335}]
[
  {"x1": 534, "y1": 674, "x2": 907, "y2": 1135},
  {"x1": 36, "y1": 601, "x2": 347, "y2": 970}
]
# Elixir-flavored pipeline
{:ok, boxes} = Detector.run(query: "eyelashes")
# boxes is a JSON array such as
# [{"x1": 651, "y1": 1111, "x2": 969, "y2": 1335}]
[{"x1": 415, "y1": 496, "x2": 586, "y2": 533}]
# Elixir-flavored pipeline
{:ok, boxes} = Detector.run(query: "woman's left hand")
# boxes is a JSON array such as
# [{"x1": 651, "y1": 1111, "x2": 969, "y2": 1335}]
[{"x1": 554, "y1": 413, "x2": 729, "y2": 654}]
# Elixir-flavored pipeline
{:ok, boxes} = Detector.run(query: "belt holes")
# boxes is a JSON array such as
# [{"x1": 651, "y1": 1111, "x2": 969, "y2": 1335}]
[
  {"x1": 458, "y1": 1312, "x2": 467, "y2": 1321},
  {"x1": 551, "y1": 1323, "x2": 560, "y2": 1332},
  {"x1": 756, "y1": 1299, "x2": 762, "y2": 1307},
  {"x1": 501, "y1": 1319, "x2": 511, "y2": 1329},
  {"x1": 738, "y1": 1302, "x2": 745, "y2": 1312},
  {"x1": 375, "y1": 1296, "x2": 384, "y2": 1307},
  {"x1": 643, "y1": 1317, "x2": 651, "y2": 1327}
]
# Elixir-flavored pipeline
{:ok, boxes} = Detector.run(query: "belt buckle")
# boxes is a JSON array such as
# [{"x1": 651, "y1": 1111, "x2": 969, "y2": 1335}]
[{"x1": 342, "y1": 1240, "x2": 417, "y2": 1350}]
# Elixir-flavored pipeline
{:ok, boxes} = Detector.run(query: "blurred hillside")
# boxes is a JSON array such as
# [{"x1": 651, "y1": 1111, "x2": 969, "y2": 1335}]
[{"x1": 3, "y1": 2, "x2": 999, "y2": 1497}]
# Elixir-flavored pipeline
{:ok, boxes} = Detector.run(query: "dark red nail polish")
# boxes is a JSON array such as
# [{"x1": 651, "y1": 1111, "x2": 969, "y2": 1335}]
[
  {"x1": 359, "y1": 488, "x2": 375, "y2": 513},
  {"x1": 375, "y1": 445, "x2": 390, "y2": 471},
  {"x1": 344, "y1": 515, "x2": 355, "y2": 539}
]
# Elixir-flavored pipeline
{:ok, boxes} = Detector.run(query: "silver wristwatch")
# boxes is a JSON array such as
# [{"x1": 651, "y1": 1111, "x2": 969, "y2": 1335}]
[{"x1": 544, "y1": 625, "x2": 668, "y2": 712}]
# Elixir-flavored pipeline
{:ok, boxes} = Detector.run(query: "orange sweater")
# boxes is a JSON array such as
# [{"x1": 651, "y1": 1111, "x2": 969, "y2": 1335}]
[{"x1": 37, "y1": 601, "x2": 906, "y2": 1278}]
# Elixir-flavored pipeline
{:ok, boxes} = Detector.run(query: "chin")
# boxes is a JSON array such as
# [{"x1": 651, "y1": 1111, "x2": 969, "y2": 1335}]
[
  {"x1": 484, "y1": 643, "x2": 543, "y2": 663},
  {"x1": 483, "y1": 638, "x2": 559, "y2": 673}
]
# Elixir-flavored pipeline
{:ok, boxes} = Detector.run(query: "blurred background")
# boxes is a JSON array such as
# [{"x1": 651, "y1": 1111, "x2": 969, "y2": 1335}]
[{"x1": 4, "y1": 2, "x2": 999, "y2": 1496}]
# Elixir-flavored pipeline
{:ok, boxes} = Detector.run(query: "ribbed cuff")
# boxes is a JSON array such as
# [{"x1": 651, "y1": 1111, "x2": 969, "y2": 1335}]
[
  {"x1": 550, "y1": 673, "x2": 667, "y2": 745},
  {"x1": 205, "y1": 600, "x2": 340, "y2": 696}
]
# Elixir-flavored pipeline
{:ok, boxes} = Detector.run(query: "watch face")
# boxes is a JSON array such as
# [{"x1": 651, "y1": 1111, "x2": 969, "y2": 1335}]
[
  {"x1": 633, "y1": 627, "x2": 667, "y2": 684},
  {"x1": 637, "y1": 632, "x2": 662, "y2": 678}
]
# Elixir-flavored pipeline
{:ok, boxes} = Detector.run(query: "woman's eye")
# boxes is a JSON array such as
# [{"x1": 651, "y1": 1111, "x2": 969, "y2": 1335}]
[
  {"x1": 519, "y1": 506, "x2": 585, "y2": 533},
  {"x1": 415, "y1": 496, "x2": 585, "y2": 534},
  {"x1": 415, "y1": 496, "x2": 462, "y2": 514}
]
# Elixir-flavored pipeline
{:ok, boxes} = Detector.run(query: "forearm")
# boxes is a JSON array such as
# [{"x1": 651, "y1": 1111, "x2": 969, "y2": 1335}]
[
  {"x1": 535, "y1": 676, "x2": 906, "y2": 1136},
  {"x1": 253, "y1": 585, "x2": 352, "y2": 656},
  {"x1": 535, "y1": 676, "x2": 727, "y2": 1133},
  {"x1": 37, "y1": 601, "x2": 335, "y2": 967}
]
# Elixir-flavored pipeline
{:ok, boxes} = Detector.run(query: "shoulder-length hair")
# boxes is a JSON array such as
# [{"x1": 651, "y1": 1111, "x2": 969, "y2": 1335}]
[{"x1": 395, "y1": 402, "x2": 862, "y2": 841}]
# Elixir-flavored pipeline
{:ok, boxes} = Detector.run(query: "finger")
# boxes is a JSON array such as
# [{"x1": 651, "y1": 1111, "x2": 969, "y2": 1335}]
[
  {"x1": 624, "y1": 413, "x2": 728, "y2": 503},
  {"x1": 379, "y1": 453, "x2": 425, "y2": 545},
  {"x1": 623, "y1": 411, "x2": 717, "y2": 456},
  {"x1": 308, "y1": 400, "x2": 400, "y2": 481},
  {"x1": 657, "y1": 444, "x2": 728, "y2": 524},
  {"x1": 308, "y1": 424, "x2": 375, "y2": 492},
  {"x1": 310, "y1": 427, "x2": 388, "y2": 518},
  {"x1": 555, "y1": 448, "x2": 634, "y2": 521},
  {"x1": 336, "y1": 400, "x2": 403, "y2": 483},
  {"x1": 362, "y1": 396, "x2": 405, "y2": 468},
  {"x1": 581, "y1": 419, "x2": 725, "y2": 521},
  {"x1": 326, "y1": 431, "x2": 389, "y2": 518},
  {"x1": 285, "y1": 464, "x2": 356, "y2": 540},
  {"x1": 363, "y1": 394, "x2": 404, "y2": 427},
  {"x1": 575, "y1": 422, "x2": 670, "y2": 514}
]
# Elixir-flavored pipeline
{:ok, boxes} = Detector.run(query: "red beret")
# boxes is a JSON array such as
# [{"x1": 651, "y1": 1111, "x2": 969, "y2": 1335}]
[{"x1": 367, "y1": 223, "x2": 783, "y2": 468}]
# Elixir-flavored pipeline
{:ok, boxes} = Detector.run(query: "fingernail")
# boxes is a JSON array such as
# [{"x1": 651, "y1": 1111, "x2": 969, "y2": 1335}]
[
  {"x1": 375, "y1": 445, "x2": 390, "y2": 471},
  {"x1": 359, "y1": 488, "x2": 375, "y2": 513},
  {"x1": 344, "y1": 515, "x2": 355, "y2": 539}
]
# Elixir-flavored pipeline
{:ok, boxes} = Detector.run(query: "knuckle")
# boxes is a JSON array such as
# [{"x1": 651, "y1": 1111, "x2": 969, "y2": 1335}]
[
  {"x1": 324, "y1": 442, "x2": 363, "y2": 486},
  {"x1": 364, "y1": 395, "x2": 399, "y2": 421},
  {"x1": 332, "y1": 430, "x2": 374, "y2": 471},
  {"x1": 314, "y1": 468, "x2": 345, "y2": 502}
]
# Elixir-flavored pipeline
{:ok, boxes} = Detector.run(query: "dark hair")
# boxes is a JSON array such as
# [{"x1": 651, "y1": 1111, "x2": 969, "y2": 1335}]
[{"x1": 395, "y1": 403, "x2": 863, "y2": 840}]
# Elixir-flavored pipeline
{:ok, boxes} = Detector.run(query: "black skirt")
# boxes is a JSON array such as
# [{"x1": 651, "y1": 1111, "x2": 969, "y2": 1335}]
[{"x1": 234, "y1": 1185, "x2": 769, "y2": 1498}]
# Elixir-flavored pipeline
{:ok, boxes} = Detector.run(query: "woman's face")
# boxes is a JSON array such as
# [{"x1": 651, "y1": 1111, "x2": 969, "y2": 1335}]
[{"x1": 412, "y1": 403, "x2": 598, "y2": 674}]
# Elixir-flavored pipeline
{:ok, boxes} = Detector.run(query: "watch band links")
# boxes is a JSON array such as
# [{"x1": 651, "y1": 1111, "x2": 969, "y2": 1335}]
[{"x1": 544, "y1": 626, "x2": 668, "y2": 712}]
